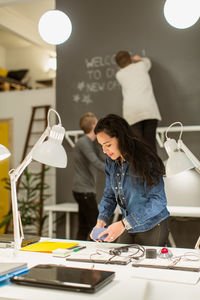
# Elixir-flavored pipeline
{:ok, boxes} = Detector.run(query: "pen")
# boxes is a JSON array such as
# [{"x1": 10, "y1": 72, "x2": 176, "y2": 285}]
[
  {"x1": 73, "y1": 246, "x2": 86, "y2": 252},
  {"x1": 67, "y1": 245, "x2": 80, "y2": 250}
]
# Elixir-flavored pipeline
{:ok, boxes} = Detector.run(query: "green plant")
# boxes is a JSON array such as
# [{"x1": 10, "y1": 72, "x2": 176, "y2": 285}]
[{"x1": 0, "y1": 166, "x2": 51, "y2": 236}]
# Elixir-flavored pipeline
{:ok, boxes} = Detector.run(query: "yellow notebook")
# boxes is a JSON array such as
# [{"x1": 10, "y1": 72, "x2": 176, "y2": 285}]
[{"x1": 20, "y1": 241, "x2": 79, "y2": 253}]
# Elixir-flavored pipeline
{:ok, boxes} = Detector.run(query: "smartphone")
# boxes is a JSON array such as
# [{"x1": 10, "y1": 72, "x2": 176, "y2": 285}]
[{"x1": 92, "y1": 227, "x2": 108, "y2": 240}]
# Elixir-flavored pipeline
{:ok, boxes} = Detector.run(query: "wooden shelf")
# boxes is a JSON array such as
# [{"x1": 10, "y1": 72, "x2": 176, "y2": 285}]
[
  {"x1": 35, "y1": 79, "x2": 54, "y2": 87},
  {"x1": 0, "y1": 75, "x2": 29, "y2": 91}
]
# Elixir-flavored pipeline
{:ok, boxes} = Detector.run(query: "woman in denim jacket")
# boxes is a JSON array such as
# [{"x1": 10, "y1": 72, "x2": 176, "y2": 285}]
[{"x1": 91, "y1": 114, "x2": 169, "y2": 246}]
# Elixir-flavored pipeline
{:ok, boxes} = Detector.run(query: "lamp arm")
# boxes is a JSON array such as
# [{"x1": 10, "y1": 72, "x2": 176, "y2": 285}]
[
  {"x1": 195, "y1": 236, "x2": 200, "y2": 250},
  {"x1": 9, "y1": 171, "x2": 22, "y2": 250},
  {"x1": 9, "y1": 126, "x2": 51, "y2": 250},
  {"x1": 178, "y1": 140, "x2": 200, "y2": 174}
]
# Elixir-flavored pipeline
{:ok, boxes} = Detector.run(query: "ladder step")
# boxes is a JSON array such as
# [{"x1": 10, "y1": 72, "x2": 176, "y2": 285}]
[
  {"x1": 30, "y1": 132, "x2": 44, "y2": 135},
  {"x1": 19, "y1": 104, "x2": 51, "y2": 169},
  {"x1": 33, "y1": 118, "x2": 46, "y2": 122}
]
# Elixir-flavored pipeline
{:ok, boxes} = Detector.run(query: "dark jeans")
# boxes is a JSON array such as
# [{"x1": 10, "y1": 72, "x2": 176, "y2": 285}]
[
  {"x1": 131, "y1": 119, "x2": 158, "y2": 153},
  {"x1": 118, "y1": 217, "x2": 170, "y2": 246},
  {"x1": 73, "y1": 191, "x2": 98, "y2": 241}
]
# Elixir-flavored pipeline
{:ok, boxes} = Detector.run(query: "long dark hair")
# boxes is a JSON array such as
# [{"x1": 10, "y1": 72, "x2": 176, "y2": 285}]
[{"x1": 94, "y1": 114, "x2": 165, "y2": 187}]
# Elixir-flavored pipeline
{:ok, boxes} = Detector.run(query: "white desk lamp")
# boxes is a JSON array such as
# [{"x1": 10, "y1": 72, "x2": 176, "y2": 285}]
[
  {"x1": 0, "y1": 144, "x2": 11, "y2": 161},
  {"x1": 164, "y1": 121, "x2": 200, "y2": 177},
  {"x1": 164, "y1": 121, "x2": 200, "y2": 250},
  {"x1": 9, "y1": 108, "x2": 67, "y2": 250}
]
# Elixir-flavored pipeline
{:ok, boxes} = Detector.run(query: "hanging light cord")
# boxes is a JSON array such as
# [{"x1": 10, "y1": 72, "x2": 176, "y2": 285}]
[
  {"x1": 47, "y1": 108, "x2": 62, "y2": 127},
  {"x1": 165, "y1": 121, "x2": 183, "y2": 140}
]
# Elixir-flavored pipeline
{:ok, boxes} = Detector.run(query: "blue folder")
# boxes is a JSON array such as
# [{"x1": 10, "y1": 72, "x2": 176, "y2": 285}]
[{"x1": 0, "y1": 267, "x2": 29, "y2": 285}]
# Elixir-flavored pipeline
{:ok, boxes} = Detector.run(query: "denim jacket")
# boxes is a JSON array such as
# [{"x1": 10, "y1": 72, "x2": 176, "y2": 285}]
[{"x1": 98, "y1": 157, "x2": 169, "y2": 233}]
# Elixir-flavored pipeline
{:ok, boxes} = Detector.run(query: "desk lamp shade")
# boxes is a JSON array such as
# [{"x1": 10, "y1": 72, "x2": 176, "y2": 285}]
[
  {"x1": 32, "y1": 124, "x2": 67, "y2": 168},
  {"x1": 0, "y1": 144, "x2": 11, "y2": 161},
  {"x1": 164, "y1": 122, "x2": 200, "y2": 177},
  {"x1": 164, "y1": 138, "x2": 194, "y2": 176}
]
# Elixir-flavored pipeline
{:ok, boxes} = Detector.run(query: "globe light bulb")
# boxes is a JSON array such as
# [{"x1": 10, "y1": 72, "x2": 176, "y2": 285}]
[
  {"x1": 164, "y1": 0, "x2": 200, "y2": 29},
  {"x1": 38, "y1": 10, "x2": 72, "y2": 45}
]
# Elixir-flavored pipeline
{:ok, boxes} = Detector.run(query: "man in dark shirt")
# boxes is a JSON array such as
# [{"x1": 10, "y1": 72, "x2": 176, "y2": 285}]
[{"x1": 72, "y1": 112, "x2": 105, "y2": 240}]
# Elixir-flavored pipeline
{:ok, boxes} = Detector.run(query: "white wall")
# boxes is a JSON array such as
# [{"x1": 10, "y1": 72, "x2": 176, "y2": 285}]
[
  {"x1": 6, "y1": 45, "x2": 55, "y2": 88},
  {"x1": 0, "y1": 2, "x2": 55, "y2": 51},
  {"x1": 0, "y1": 87, "x2": 55, "y2": 165},
  {"x1": 0, "y1": 46, "x2": 6, "y2": 68}
]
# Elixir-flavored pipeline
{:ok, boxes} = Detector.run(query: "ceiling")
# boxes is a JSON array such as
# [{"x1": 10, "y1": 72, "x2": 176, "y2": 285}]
[
  {"x1": 0, "y1": 0, "x2": 55, "y2": 50},
  {"x1": 0, "y1": 0, "x2": 32, "y2": 6},
  {"x1": 0, "y1": 29, "x2": 32, "y2": 48}
]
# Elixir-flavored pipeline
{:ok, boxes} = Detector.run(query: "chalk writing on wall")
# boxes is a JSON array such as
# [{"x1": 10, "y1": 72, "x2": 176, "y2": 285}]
[{"x1": 72, "y1": 53, "x2": 120, "y2": 105}]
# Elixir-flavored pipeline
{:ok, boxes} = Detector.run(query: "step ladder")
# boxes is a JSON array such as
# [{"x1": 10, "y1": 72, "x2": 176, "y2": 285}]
[
  {"x1": 21, "y1": 105, "x2": 50, "y2": 160},
  {"x1": 17, "y1": 105, "x2": 51, "y2": 235}
]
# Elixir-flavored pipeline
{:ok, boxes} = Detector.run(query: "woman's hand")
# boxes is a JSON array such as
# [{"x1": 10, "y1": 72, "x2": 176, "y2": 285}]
[{"x1": 98, "y1": 221, "x2": 125, "y2": 242}]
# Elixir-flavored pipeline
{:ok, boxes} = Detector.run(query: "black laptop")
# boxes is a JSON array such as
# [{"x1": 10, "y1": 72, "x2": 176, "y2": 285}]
[{"x1": 11, "y1": 264, "x2": 115, "y2": 293}]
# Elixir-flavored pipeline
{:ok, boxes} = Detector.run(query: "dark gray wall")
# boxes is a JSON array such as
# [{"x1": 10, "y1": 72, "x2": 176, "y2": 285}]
[{"x1": 55, "y1": 0, "x2": 200, "y2": 244}]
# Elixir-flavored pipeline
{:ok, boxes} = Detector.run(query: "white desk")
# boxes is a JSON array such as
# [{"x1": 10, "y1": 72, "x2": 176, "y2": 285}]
[
  {"x1": 112, "y1": 205, "x2": 200, "y2": 221},
  {"x1": 44, "y1": 203, "x2": 200, "y2": 240},
  {"x1": 0, "y1": 239, "x2": 200, "y2": 300},
  {"x1": 44, "y1": 203, "x2": 120, "y2": 238},
  {"x1": 168, "y1": 206, "x2": 200, "y2": 218},
  {"x1": 44, "y1": 203, "x2": 78, "y2": 239}
]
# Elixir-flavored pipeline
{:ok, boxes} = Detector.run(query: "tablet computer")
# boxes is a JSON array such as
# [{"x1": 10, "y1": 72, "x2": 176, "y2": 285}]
[
  {"x1": 0, "y1": 262, "x2": 28, "y2": 277},
  {"x1": 11, "y1": 264, "x2": 115, "y2": 293}
]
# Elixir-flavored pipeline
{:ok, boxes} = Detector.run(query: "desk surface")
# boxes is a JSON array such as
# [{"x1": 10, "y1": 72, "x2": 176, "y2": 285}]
[
  {"x1": 168, "y1": 206, "x2": 200, "y2": 218},
  {"x1": 0, "y1": 239, "x2": 200, "y2": 300},
  {"x1": 44, "y1": 202, "x2": 78, "y2": 212},
  {"x1": 44, "y1": 203, "x2": 200, "y2": 218}
]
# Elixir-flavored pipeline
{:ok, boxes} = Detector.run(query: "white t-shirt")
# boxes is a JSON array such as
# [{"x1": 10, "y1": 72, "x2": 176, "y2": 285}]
[{"x1": 116, "y1": 57, "x2": 161, "y2": 125}]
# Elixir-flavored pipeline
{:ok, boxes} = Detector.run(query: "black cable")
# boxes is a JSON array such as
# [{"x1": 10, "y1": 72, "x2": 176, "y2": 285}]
[{"x1": 109, "y1": 244, "x2": 145, "y2": 259}]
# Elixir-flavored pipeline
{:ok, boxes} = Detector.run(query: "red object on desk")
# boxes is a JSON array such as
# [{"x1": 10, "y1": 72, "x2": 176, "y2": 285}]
[{"x1": 161, "y1": 248, "x2": 169, "y2": 254}]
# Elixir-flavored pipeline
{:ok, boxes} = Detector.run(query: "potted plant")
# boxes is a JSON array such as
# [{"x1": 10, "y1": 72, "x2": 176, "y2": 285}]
[{"x1": 0, "y1": 166, "x2": 51, "y2": 236}]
